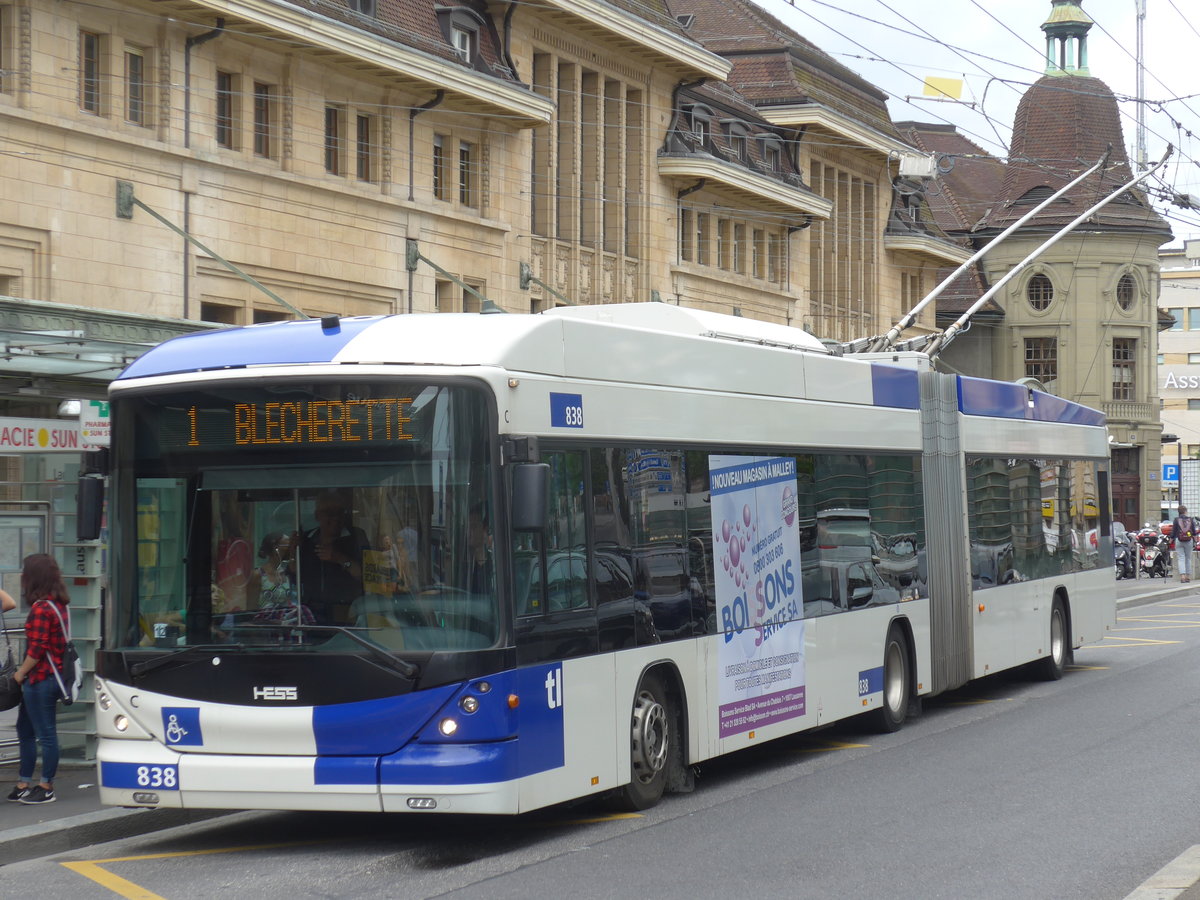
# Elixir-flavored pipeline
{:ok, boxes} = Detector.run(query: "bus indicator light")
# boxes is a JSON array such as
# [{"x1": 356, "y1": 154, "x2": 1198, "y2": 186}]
[{"x1": 508, "y1": 694, "x2": 519, "y2": 709}]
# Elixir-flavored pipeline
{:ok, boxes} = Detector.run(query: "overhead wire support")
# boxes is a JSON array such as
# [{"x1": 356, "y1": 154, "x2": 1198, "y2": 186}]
[
  {"x1": 869, "y1": 147, "x2": 1113, "y2": 352},
  {"x1": 923, "y1": 145, "x2": 1175, "y2": 360}
]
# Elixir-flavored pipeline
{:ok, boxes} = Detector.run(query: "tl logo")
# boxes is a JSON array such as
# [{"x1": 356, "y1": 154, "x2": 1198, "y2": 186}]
[{"x1": 544, "y1": 667, "x2": 563, "y2": 710}]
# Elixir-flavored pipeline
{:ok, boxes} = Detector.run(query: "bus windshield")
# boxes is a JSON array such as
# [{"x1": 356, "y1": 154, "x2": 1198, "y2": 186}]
[{"x1": 110, "y1": 379, "x2": 497, "y2": 655}]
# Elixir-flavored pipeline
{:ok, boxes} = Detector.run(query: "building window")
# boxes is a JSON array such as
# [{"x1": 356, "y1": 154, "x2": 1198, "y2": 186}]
[
  {"x1": 1190, "y1": 353, "x2": 1200, "y2": 364},
  {"x1": 1027, "y1": 273, "x2": 1054, "y2": 310},
  {"x1": 1169, "y1": 308, "x2": 1184, "y2": 330},
  {"x1": 216, "y1": 71, "x2": 235, "y2": 149},
  {"x1": 1113, "y1": 338, "x2": 1135, "y2": 400},
  {"x1": 347, "y1": 0, "x2": 376, "y2": 15},
  {"x1": 0, "y1": 5, "x2": 11, "y2": 95},
  {"x1": 733, "y1": 224, "x2": 746, "y2": 275},
  {"x1": 762, "y1": 142, "x2": 781, "y2": 173},
  {"x1": 1116, "y1": 273, "x2": 1136, "y2": 311},
  {"x1": 432, "y1": 134, "x2": 447, "y2": 200},
  {"x1": 253, "y1": 82, "x2": 272, "y2": 158},
  {"x1": 696, "y1": 214, "x2": 711, "y2": 266},
  {"x1": 356, "y1": 114, "x2": 372, "y2": 182},
  {"x1": 717, "y1": 219, "x2": 731, "y2": 270},
  {"x1": 450, "y1": 25, "x2": 476, "y2": 63},
  {"x1": 728, "y1": 131, "x2": 748, "y2": 163},
  {"x1": 1024, "y1": 337, "x2": 1057, "y2": 389},
  {"x1": 79, "y1": 31, "x2": 102, "y2": 113},
  {"x1": 324, "y1": 106, "x2": 342, "y2": 174},
  {"x1": 459, "y1": 140, "x2": 476, "y2": 207},
  {"x1": 679, "y1": 208, "x2": 693, "y2": 262},
  {"x1": 1189, "y1": 308, "x2": 1200, "y2": 331},
  {"x1": 1188, "y1": 400, "x2": 1200, "y2": 412},
  {"x1": 768, "y1": 233, "x2": 784, "y2": 284},
  {"x1": 124, "y1": 47, "x2": 147, "y2": 125}
]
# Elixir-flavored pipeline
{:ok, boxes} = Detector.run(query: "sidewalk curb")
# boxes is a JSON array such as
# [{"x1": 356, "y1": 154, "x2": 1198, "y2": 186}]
[{"x1": 0, "y1": 806, "x2": 228, "y2": 867}]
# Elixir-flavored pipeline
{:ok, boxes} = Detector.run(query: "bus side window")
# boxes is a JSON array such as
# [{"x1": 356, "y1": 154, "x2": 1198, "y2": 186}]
[{"x1": 520, "y1": 451, "x2": 588, "y2": 616}]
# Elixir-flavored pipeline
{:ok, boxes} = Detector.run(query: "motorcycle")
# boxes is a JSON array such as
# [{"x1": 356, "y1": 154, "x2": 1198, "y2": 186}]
[
  {"x1": 1136, "y1": 524, "x2": 1170, "y2": 578},
  {"x1": 1114, "y1": 525, "x2": 1135, "y2": 580}
]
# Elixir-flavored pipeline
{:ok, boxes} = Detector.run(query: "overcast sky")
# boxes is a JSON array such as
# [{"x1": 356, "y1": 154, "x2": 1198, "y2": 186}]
[{"x1": 753, "y1": 0, "x2": 1200, "y2": 242}]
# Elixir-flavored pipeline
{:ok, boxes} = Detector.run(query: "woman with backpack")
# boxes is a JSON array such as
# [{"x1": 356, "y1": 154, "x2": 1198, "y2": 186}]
[
  {"x1": 1173, "y1": 506, "x2": 1197, "y2": 585},
  {"x1": 7, "y1": 554, "x2": 70, "y2": 806}
]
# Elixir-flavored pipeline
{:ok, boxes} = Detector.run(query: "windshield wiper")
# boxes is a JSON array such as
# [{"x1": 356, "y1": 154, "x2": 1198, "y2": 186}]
[
  {"x1": 283, "y1": 625, "x2": 420, "y2": 679},
  {"x1": 129, "y1": 643, "x2": 246, "y2": 677}
]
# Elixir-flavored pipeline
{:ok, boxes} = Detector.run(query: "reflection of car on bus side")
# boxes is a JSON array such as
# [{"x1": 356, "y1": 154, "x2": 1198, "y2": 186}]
[{"x1": 802, "y1": 558, "x2": 902, "y2": 617}]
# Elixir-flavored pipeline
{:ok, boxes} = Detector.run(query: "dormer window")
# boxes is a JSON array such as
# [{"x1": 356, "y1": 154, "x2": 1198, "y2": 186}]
[
  {"x1": 723, "y1": 121, "x2": 750, "y2": 163},
  {"x1": 436, "y1": 7, "x2": 487, "y2": 67},
  {"x1": 451, "y1": 25, "x2": 475, "y2": 62},
  {"x1": 347, "y1": 0, "x2": 376, "y2": 16},
  {"x1": 756, "y1": 134, "x2": 785, "y2": 174},
  {"x1": 685, "y1": 105, "x2": 715, "y2": 152}
]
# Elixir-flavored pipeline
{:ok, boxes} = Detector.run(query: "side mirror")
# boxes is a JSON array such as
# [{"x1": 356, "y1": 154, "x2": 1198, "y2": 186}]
[
  {"x1": 77, "y1": 475, "x2": 105, "y2": 541},
  {"x1": 848, "y1": 585, "x2": 874, "y2": 608},
  {"x1": 511, "y1": 463, "x2": 549, "y2": 532}
]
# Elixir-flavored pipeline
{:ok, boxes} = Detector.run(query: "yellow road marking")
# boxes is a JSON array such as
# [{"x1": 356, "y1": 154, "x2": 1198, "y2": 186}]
[
  {"x1": 1100, "y1": 635, "x2": 1181, "y2": 646},
  {"x1": 795, "y1": 739, "x2": 869, "y2": 753},
  {"x1": 62, "y1": 840, "x2": 326, "y2": 899}
]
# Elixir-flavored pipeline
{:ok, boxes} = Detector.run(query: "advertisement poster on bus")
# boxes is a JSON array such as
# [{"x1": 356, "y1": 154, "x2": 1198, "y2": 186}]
[{"x1": 710, "y1": 455, "x2": 806, "y2": 738}]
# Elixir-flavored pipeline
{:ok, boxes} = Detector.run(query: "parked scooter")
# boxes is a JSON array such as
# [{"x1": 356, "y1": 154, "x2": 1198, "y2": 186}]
[
  {"x1": 1114, "y1": 524, "x2": 1135, "y2": 580},
  {"x1": 1136, "y1": 523, "x2": 1170, "y2": 578}
]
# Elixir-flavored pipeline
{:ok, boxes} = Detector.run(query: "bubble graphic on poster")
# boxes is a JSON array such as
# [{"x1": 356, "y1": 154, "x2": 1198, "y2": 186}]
[{"x1": 708, "y1": 454, "x2": 807, "y2": 739}]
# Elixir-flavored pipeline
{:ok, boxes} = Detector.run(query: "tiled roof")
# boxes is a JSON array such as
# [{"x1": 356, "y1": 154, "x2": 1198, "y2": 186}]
[
  {"x1": 669, "y1": 0, "x2": 898, "y2": 140},
  {"x1": 980, "y1": 75, "x2": 1170, "y2": 235},
  {"x1": 896, "y1": 123, "x2": 1006, "y2": 234}
]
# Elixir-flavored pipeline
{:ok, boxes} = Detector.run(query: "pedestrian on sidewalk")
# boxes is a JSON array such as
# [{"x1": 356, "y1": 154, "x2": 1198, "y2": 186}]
[
  {"x1": 1173, "y1": 506, "x2": 1197, "y2": 584},
  {"x1": 7, "y1": 554, "x2": 71, "y2": 806}
]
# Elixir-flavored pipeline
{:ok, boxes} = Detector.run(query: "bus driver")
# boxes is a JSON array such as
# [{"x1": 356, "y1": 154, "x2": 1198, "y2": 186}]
[{"x1": 291, "y1": 490, "x2": 370, "y2": 624}]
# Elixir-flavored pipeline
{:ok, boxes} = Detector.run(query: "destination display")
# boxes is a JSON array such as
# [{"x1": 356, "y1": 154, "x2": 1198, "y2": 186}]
[{"x1": 177, "y1": 397, "x2": 415, "y2": 449}]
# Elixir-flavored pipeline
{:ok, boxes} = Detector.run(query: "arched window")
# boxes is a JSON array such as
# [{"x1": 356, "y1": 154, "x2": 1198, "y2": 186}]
[
  {"x1": 1116, "y1": 273, "x2": 1136, "y2": 311},
  {"x1": 1027, "y1": 273, "x2": 1054, "y2": 311}
]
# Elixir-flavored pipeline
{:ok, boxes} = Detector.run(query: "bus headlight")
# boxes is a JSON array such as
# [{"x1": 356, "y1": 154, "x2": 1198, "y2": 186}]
[
  {"x1": 114, "y1": 715, "x2": 129, "y2": 732},
  {"x1": 98, "y1": 691, "x2": 112, "y2": 711},
  {"x1": 459, "y1": 695, "x2": 479, "y2": 714},
  {"x1": 438, "y1": 717, "x2": 458, "y2": 737}
]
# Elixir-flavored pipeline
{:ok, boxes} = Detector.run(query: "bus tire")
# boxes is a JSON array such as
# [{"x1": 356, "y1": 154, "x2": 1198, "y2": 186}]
[
  {"x1": 1035, "y1": 597, "x2": 1067, "y2": 681},
  {"x1": 871, "y1": 625, "x2": 910, "y2": 733},
  {"x1": 615, "y1": 673, "x2": 671, "y2": 810}
]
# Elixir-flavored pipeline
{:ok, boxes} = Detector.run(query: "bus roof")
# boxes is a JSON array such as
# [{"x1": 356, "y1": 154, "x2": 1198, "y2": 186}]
[{"x1": 114, "y1": 304, "x2": 1103, "y2": 427}]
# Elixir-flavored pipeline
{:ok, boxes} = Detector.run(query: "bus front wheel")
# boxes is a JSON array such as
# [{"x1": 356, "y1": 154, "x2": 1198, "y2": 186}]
[
  {"x1": 616, "y1": 673, "x2": 671, "y2": 810},
  {"x1": 871, "y1": 625, "x2": 910, "y2": 733}
]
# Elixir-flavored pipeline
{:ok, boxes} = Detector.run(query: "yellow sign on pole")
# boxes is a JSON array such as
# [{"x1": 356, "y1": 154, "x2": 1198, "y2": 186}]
[{"x1": 923, "y1": 77, "x2": 964, "y2": 100}]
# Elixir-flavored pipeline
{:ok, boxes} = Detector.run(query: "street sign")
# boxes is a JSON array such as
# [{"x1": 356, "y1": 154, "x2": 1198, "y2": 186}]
[{"x1": 1164, "y1": 463, "x2": 1180, "y2": 486}]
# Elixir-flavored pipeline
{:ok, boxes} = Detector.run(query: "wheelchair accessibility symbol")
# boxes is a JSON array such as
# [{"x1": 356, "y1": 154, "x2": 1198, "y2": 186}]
[{"x1": 161, "y1": 707, "x2": 203, "y2": 746}]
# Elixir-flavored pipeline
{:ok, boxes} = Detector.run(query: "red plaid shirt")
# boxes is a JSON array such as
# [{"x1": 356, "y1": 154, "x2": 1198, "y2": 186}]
[{"x1": 24, "y1": 598, "x2": 67, "y2": 686}]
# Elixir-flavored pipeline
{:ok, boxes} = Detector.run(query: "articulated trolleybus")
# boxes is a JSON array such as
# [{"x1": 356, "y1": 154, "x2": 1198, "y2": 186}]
[{"x1": 96, "y1": 303, "x2": 1114, "y2": 814}]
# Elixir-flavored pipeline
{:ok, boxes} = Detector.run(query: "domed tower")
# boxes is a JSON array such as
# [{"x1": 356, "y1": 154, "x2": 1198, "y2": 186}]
[{"x1": 970, "y1": 0, "x2": 1172, "y2": 530}]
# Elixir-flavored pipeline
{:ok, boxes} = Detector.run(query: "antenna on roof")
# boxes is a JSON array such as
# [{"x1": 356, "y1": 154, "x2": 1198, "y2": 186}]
[{"x1": 868, "y1": 147, "x2": 1112, "y2": 353}]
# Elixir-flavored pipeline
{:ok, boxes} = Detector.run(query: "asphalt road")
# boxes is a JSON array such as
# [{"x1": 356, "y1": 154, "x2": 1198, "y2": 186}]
[{"x1": 7, "y1": 590, "x2": 1200, "y2": 900}]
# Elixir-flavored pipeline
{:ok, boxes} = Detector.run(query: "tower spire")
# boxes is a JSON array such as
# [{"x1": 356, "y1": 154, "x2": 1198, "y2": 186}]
[{"x1": 1042, "y1": 0, "x2": 1093, "y2": 76}]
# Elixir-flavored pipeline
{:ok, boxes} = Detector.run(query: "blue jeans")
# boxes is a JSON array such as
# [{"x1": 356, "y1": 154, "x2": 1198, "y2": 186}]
[
  {"x1": 17, "y1": 676, "x2": 60, "y2": 785},
  {"x1": 1179, "y1": 541, "x2": 1195, "y2": 578}
]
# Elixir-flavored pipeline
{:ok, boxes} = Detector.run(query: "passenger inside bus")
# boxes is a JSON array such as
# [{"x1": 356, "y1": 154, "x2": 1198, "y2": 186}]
[{"x1": 291, "y1": 489, "x2": 371, "y2": 624}]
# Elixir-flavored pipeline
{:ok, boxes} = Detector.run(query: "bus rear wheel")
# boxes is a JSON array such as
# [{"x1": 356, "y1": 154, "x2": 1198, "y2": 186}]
[
  {"x1": 1035, "y1": 597, "x2": 1067, "y2": 681},
  {"x1": 615, "y1": 673, "x2": 671, "y2": 810},
  {"x1": 871, "y1": 625, "x2": 910, "y2": 733}
]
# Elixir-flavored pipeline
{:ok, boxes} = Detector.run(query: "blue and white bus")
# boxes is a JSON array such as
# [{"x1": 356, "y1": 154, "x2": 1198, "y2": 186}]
[{"x1": 95, "y1": 303, "x2": 1114, "y2": 814}]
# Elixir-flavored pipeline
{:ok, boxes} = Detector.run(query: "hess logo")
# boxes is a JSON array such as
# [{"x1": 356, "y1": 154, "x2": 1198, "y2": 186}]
[{"x1": 253, "y1": 686, "x2": 298, "y2": 701}]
